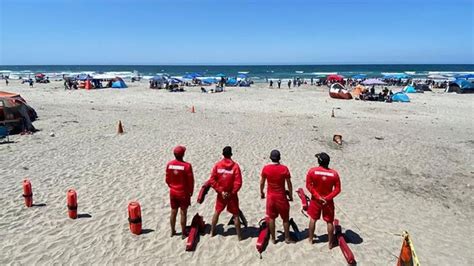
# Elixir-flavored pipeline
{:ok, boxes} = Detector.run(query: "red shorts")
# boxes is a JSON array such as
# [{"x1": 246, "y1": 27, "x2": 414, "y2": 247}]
[
  {"x1": 170, "y1": 195, "x2": 190, "y2": 210},
  {"x1": 266, "y1": 195, "x2": 290, "y2": 222},
  {"x1": 215, "y1": 194, "x2": 239, "y2": 215},
  {"x1": 307, "y1": 199, "x2": 335, "y2": 223}
]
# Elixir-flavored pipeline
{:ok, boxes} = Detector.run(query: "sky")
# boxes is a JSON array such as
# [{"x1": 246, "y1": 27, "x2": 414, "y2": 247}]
[{"x1": 0, "y1": 0, "x2": 473, "y2": 65}]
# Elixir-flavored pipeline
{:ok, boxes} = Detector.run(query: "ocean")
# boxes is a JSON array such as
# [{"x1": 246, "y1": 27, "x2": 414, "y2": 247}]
[{"x1": 1, "y1": 64, "x2": 473, "y2": 81}]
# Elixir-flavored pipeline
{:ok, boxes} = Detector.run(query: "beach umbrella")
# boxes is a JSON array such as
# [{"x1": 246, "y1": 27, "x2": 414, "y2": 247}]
[
  {"x1": 237, "y1": 73, "x2": 248, "y2": 79},
  {"x1": 151, "y1": 75, "x2": 166, "y2": 81},
  {"x1": 456, "y1": 74, "x2": 474, "y2": 79},
  {"x1": 327, "y1": 74, "x2": 344, "y2": 82},
  {"x1": 427, "y1": 74, "x2": 448, "y2": 79},
  {"x1": 362, "y1": 78, "x2": 386, "y2": 85},
  {"x1": 215, "y1": 73, "x2": 226, "y2": 77},
  {"x1": 35, "y1": 73, "x2": 45, "y2": 78},
  {"x1": 352, "y1": 74, "x2": 367, "y2": 79},
  {"x1": 183, "y1": 73, "x2": 202, "y2": 79}
]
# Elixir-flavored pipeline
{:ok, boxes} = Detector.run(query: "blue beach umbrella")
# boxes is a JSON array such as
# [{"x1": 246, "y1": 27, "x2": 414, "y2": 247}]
[{"x1": 352, "y1": 74, "x2": 367, "y2": 79}]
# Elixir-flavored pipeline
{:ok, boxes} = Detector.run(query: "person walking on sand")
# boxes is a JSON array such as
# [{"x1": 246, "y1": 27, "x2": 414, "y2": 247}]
[
  {"x1": 277, "y1": 79, "x2": 281, "y2": 89},
  {"x1": 269, "y1": 80, "x2": 273, "y2": 88},
  {"x1": 288, "y1": 80, "x2": 291, "y2": 89},
  {"x1": 209, "y1": 146, "x2": 243, "y2": 241},
  {"x1": 306, "y1": 152, "x2": 341, "y2": 249},
  {"x1": 165, "y1": 146, "x2": 194, "y2": 238},
  {"x1": 5, "y1": 78, "x2": 9, "y2": 86},
  {"x1": 260, "y1": 150, "x2": 294, "y2": 244}
]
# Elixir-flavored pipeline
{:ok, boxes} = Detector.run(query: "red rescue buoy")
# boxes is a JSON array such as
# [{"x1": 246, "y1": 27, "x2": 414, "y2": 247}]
[
  {"x1": 256, "y1": 218, "x2": 270, "y2": 257},
  {"x1": 128, "y1": 201, "x2": 142, "y2": 235},
  {"x1": 296, "y1": 188, "x2": 309, "y2": 212},
  {"x1": 334, "y1": 219, "x2": 356, "y2": 265},
  {"x1": 186, "y1": 213, "x2": 205, "y2": 251},
  {"x1": 197, "y1": 180, "x2": 211, "y2": 204},
  {"x1": 67, "y1": 189, "x2": 78, "y2": 219},
  {"x1": 22, "y1": 179, "x2": 33, "y2": 207}
]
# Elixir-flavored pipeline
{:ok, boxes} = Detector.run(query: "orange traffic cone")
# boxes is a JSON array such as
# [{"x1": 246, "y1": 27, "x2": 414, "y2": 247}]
[
  {"x1": 331, "y1": 108, "x2": 335, "y2": 118},
  {"x1": 117, "y1": 120, "x2": 124, "y2": 134},
  {"x1": 191, "y1": 106, "x2": 195, "y2": 113}
]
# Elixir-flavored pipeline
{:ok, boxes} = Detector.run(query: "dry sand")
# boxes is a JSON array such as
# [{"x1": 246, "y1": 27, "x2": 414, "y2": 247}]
[{"x1": 0, "y1": 80, "x2": 473, "y2": 265}]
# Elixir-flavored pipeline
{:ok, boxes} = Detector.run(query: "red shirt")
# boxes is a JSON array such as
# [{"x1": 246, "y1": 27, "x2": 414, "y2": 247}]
[
  {"x1": 261, "y1": 163, "x2": 291, "y2": 197},
  {"x1": 305, "y1": 166, "x2": 341, "y2": 202},
  {"x1": 209, "y1": 158, "x2": 242, "y2": 195},
  {"x1": 165, "y1": 159, "x2": 194, "y2": 198}
]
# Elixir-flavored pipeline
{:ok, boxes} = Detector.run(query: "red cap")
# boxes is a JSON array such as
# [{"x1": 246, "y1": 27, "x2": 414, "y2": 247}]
[{"x1": 173, "y1": 146, "x2": 186, "y2": 156}]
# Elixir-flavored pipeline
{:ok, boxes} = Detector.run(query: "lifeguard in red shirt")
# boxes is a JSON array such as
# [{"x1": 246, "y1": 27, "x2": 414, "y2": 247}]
[
  {"x1": 306, "y1": 152, "x2": 341, "y2": 248},
  {"x1": 209, "y1": 146, "x2": 243, "y2": 241},
  {"x1": 165, "y1": 146, "x2": 194, "y2": 238},
  {"x1": 260, "y1": 150, "x2": 294, "y2": 244}
]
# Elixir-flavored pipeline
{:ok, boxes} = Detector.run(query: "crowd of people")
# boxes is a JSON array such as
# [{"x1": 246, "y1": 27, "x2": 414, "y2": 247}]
[{"x1": 165, "y1": 146, "x2": 341, "y2": 247}]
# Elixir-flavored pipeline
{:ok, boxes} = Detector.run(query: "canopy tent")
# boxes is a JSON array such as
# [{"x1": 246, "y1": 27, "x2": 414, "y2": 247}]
[
  {"x1": 150, "y1": 75, "x2": 167, "y2": 82},
  {"x1": 391, "y1": 92, "x2": 410, "y2": 102},
  {"x1": 327, "y1": 74, "x2": 344, "y2": 82},
  {"x1": 362, "y1": 79, "x2": 386, "y2": 85},
  {"x1": 352, "y1": 74, "x2": 367, "y2": 79},
  {"x1": 167, "y1": 77, "x2": 183, "y2": 84}
]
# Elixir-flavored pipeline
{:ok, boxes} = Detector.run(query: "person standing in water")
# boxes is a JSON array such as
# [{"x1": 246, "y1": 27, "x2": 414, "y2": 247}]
[
  {"x1": 165, "y1": 146, "x2": 194, "y2": 238},
  {"x1": 209, "y1": 146, "x2": 243, "y2": 241},
  {"x1": 306, "y1": 152, "x2": 341, "y2": 249},
  {"x1": 260, "y1": 150, "x2": 294, "y2": 244},
  {"x1": 277, "y1": 79, "x2": 281, "y2": 88},
  {"x1": 288, "y1": 80, "x2": 291, "y2": 89}
]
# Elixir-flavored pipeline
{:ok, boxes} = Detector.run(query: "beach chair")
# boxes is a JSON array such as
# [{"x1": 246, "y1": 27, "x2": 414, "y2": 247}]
[{"x1": 0, "y1": 125, "x2": 9, "y2": 143}]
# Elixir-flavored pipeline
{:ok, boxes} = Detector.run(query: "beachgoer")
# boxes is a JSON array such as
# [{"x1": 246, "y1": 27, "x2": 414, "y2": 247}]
[
  {"x1": 29, "y1": 79, "x2": 33, "y2": 88},
  {"x1": 260, "y1": 150, "x2": 294, "y2": 244},
  {"x1": 5, "y1": 78, "x2": 9, "y2": 86},
  {"x1": 306, "y1": 152, "x2": 341, "y2": 249},
  {"x1": 165, "y1": 146, "x2": 194, "y2": 238},
  {"x1": 311, "y1": 77, "x2": 314, "y2": 85},
  {"x1": 288, "y1": 80, "x2": 291, "y2": 89},
  {"x1": 277, "y1": 79, "x2": 281, "y2": 88},
  {"x1": 209, "y1": 146, "x2": 243, "y2": 241},
  {"x1": 269, "y1": 80, "x2": 273, "y2": 88}
]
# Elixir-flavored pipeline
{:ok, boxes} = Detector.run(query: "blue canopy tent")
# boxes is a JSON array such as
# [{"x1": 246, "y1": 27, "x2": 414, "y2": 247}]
[
  {"x1": 391, "y1": 92, "x2": 410, "y2": 102},
  {"x1": 352, "y1": 74, "x2": 367, "y2": 79}
]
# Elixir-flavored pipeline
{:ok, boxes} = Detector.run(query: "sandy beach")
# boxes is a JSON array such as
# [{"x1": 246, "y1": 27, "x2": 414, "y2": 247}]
[{"x1": 0, "y1": 80, "x2": 473, "y2": 265}]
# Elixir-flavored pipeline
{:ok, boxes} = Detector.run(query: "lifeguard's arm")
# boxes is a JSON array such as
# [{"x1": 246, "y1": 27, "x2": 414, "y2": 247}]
[
  {"x1": 260, "y1": 169, "x2": 266, "y2": 198},
  {"x1": 165, "y1": 164, "x2": 171, "y2": 187},
  {"x1": 325, "y1": 173, "x2": 341, "y2": 201},
  {"x1": 187, "y1": 164, "x2": 195, "y2": 196},
  {"x1": 209, "y1": 165, "x2": 223, "y2": 193},
  {"x1": 286, "y1": 170, "x2": 293, "y2": 201},
  {"x1": 306, "y1": 170, "x2": 322, "y2": 200},
  {"x1": 231, "y1": 165, "x2": 243, "y2": 195}
]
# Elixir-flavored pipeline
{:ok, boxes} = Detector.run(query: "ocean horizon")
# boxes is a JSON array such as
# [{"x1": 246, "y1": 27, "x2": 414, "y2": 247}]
[{"x1": 1, "y1": 64, "x2": 473, "y2": 81}]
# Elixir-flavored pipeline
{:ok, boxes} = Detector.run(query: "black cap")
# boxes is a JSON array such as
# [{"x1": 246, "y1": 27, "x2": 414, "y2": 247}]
[
  {"x1": 270, "y1": 150, "x2": 281, "y2": 161},
  {"x1": 315, "y1": 152, "x2": 330, "y2": 167},
  {"x1": 223, "y1": 146, "x2": 232, "y2": 157}
]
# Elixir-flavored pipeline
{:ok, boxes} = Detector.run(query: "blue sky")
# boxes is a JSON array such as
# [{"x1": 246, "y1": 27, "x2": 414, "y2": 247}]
[{"x1": 0, "y1": 0, "x2": 473, "y2": 65}]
